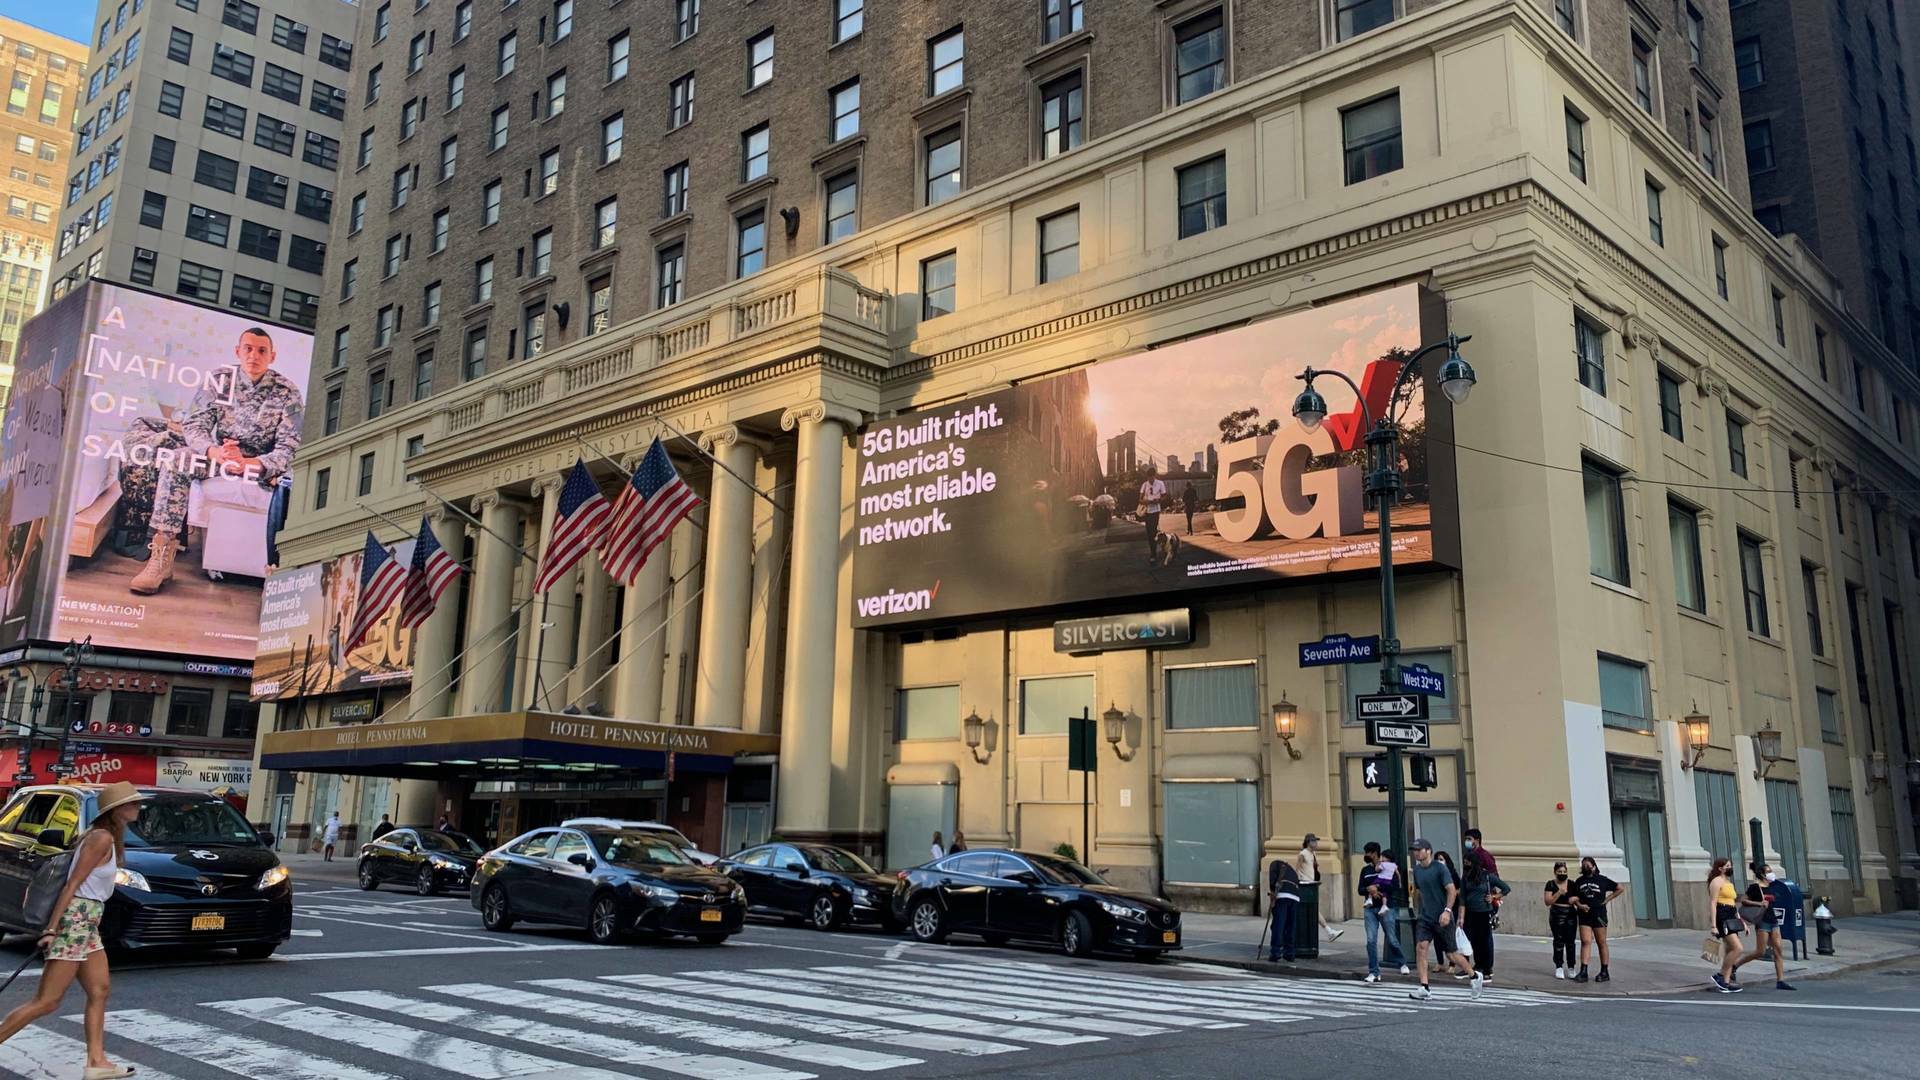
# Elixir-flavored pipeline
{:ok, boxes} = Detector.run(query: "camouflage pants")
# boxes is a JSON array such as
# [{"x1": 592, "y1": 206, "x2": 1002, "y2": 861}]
[{"x1": 120, "y1": 419, "x2": 191, "y2": 538}]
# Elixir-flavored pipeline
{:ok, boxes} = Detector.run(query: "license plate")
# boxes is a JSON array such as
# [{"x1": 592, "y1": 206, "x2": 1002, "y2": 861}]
[
  {"x1": 700, "y1": 908, "x2": 723, "y2": 923},
  {"x1": 1162, "y1": 931, "x2": 1177, "y2": 944},
  {"x1": 192, "y1": 914, "x2": 226, "y2": 932}
]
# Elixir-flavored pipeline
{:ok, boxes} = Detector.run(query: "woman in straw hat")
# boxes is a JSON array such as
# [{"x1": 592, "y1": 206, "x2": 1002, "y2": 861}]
[{"x1": 0, "y1": 780, "x2": 148, "y2": 1079}]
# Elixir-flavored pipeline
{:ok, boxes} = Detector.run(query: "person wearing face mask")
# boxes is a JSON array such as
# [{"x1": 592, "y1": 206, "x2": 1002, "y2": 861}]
[
  {"x1": 1543, "y1": 861, "x2": 1580, "y2": 979},
  {"x1": 1571, "y1": 856, "x2": 1624, "y2": 983},
  {"x1": 1458, "y1": 850, "x2": 1510, "y2": 982},
  {"x1": 1708, "y1": 856, "x2": 1746, "y2": 994},
  {"x1": 1734, "y1": 862, "x2": 1796, "y2": 991}
]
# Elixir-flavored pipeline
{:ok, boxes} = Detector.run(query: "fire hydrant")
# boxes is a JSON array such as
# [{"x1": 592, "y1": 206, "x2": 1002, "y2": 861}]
[{"x1": 1814, "y1": 897, "x2": 1836, "y2": 955}]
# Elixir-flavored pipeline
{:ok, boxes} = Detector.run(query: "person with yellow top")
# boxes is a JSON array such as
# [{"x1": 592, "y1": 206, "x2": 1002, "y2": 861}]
[{"x1": 1708, "y1": 856, "x2": 1746, "y2": 994}]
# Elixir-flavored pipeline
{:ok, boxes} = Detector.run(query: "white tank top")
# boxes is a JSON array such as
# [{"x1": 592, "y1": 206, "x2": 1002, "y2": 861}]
[{"x1": 69, "y1": 834, "x2": 119, "y2": 902}]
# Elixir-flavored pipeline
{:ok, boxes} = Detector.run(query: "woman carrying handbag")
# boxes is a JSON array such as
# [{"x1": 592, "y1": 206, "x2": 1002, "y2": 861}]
[{"x1": 0, "y1": 781, "x2": 149, "y2": 1079}]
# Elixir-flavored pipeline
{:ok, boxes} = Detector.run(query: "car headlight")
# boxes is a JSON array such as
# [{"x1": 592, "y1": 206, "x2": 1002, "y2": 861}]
[
  {"x1": 638, "y1": 883, "x2": 680, "y2": 904},
  {"x1": 254, "y1": 865, "x2": 290, "y2": 891},
  {"x1": 1099, "y1": 899, "x2": 1148, "y2": 923},
  {"x1": 851, "y1": 887, "x2": 873, "y2": 904},
  {"x1": 114, "y1": 868, "x2": 152, "y2": 892},
  {"x1": 429, "y1": 856, "x2": 458, "y2": 870}
]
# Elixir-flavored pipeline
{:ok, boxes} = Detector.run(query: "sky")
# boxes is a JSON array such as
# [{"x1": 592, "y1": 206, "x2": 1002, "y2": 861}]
[{"x1": 0, "y1": 4, "x2": 95, "y2": 48}]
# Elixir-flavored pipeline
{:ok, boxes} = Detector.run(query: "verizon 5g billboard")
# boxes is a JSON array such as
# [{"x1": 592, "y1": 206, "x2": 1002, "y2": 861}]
[{"x1": 850, "y1": 285, "x2": 1460, "y2": 628}]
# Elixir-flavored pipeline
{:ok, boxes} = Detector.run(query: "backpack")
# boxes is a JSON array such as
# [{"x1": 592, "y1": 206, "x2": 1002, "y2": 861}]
[{"x1": 22, "y1": 850, "x2": 77, "y2": 932}]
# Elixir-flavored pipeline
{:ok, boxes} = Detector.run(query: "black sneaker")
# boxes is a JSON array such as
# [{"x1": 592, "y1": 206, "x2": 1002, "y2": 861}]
[
  {"x1": 1595, "y1": 970, "x2": 1610, "y2": 983},
  {"x1": 1776, "y1": 981, "x2": 1796, "y2": 991},
  {"x1": 1573, "y1": 970, "x2": 1589, "y2": 983}
]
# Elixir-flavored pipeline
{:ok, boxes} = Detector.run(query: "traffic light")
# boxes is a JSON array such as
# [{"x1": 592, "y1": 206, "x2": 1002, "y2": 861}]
[{"x1": 1362, "y1": 754, "x2": 1389, "y2": 791}]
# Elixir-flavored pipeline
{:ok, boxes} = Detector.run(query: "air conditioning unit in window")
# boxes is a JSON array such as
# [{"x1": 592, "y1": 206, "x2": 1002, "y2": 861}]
[{"x1": 216, "y1": 44, "x2": 236, "y2": 57}]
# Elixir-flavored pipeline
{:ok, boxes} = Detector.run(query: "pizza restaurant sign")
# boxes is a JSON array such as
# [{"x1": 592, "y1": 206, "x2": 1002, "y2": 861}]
[{"x1": 50, "y1": 669, "x2": 170, "y2": 694}]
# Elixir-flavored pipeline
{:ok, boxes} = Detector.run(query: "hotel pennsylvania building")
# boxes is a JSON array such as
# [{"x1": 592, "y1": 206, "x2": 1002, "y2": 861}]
[{"x1": 253, "y1": 0, "x2": 1920, "y2": 930}]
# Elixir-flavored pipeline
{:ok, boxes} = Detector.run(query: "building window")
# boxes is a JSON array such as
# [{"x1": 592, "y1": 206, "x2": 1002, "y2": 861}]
[
  {"x1": 320, "y1": 34, "x2": 353, "y2": 71},
  {"x1": 1165, "y1": 662, "x2": 1258, "y2": 729},
  {"x1": 366, "y1": 365, "x2": 389, "y2": 420},
  {"x1": 203, "y1": 97, "x2": 247, "y2": 139},
  {"x1": 1574, "y1": 310, "x2": 1606, "y2": 393},
  {"x1": 602, "y1": 114, "x2": 624, "y2": 163},
  {"x1": 212, "y1": 46, "x2": 257, "y2": 88},
  {"x1": 411, "y1": 348, "x2": 435, "y2": 401},
  {"x1": 1669, "y1": 501, "x2": 1705, "y2": 612},
  {"x1": 1026, "y1": 69, "x2": 1091, "y2": 164},
  {"x1": 313, "y1": 466, "x2": 331, "y2": 507},
  {"x1": 896, "y1": 685, "x2": 958, "y2": 740},
  {"x1": 670, "y1": 74, "x2": 695, "y2": 128},
  {"x1": 167, "y1": 27, "x2": 192, "y2": 63},
  {"x1": 1335, "y1": 0, "x2": 1393, "y2": 40},
  {"x1": 1642, "y1": 175, "x2": 1666, "y2": 246},
  {"x1": 432, "y1": 208, "x2": 449, "y2": 252},
  {"x1": 1658, "y1": 368, "x2": 1684, "y2": 439},
  {"x1": 1038, "y1": 208, "x2": 1079, "y2": 283},
  {"x1": 1019, "y1": 673, "x2": 1091, "y2": 735},
  {"x1": 375, "y1": 304, "x2": 396, "y2": 345},
  {"x1": 925, "y1": 126, "x2": 962, "y2": 205},
  {"x1": 177, "y1": 263, "x2": 223, "y2": 306},
  {"x1": 663, "y1": 162, "x2": 689, "y2": 216},
  {"x1": 366, "y1": 63, "x2": 382, "y2": 104},
  {"x1": 929, "y1": 27, "x2": 964, "y2": 95},
  {"x1": 1803, "y1": 562, "x2": 1824, "y2": 655},
  {"x1": 311, "y1": 81, "x2": 346, "y2": 120},
  {"x1": 186, "y1": 204, "x2": 231, "y2": 247},
  {"x1": 482, "y1": 180, "x2": 501, "y2": 225},
  {"x1": 463, "y1": 327, "x2": 487, "y2": 379},
  {"x1": 1744, "y1": 120, "x2": 1774, "y2": 172},
  {"x1": 1814, "y1": 327, "x2": 1828, "y2": 380},
  {"x1": 825, "y1": 170, "x2": 857, "y2": 243},
  {"x1": 1565, "y1": 102, "x2": 1587, "y2": 181},
  {"x1": 447, "y1": 68, "x2": 465, "y2": 110},
  {"x1": 1631, "y1": 33, "x2": 1656, "y2": 114},
  {"x1": 531, "y1": 229, "x2": 553, "y2": 276},
  {"x1": 657, "y1": 244, "x2": 684, "y2": 307},
  {"x1": 586, "y1": 275, "x2": 612, "y2": 334},
  {"x1": 1685, "y1": 4, "x2": 1704, "y2": 64},
  {"x1": 331, "y1": 327, "x2": 350, "y2": 370},
  {"x1": 357, "y1": 453, "x2": 376, "y2": 497},
  {"x1": 230, "y1": 275, "x2": 273, "y2": 317},
  {"x1": 498, "y1": 32, "x2": 516, "y2": 76},
  {"x1": 167, "y1": 687, "x2": 213, "y2": 738},
  {"x1": 736, "y1": 210, "x2": 766, "y2": 277},
  {"x1": 129, "y1": 247, "x2": 156, "y2": 286},
  {"x1": 921, "y1": 251, "x2": 956, "y2": 319},
  {"x1": 1584, "y1": 456, "x2": 1628, "y2": 584},
  {"x1": 384, "y1": 234, "x2": 403, "y2": 277},
  {"x1": 546, "y1": 71, "x2": 567, "y2": 117},
  {"x1": 1735, "y1": 38, "x2": 1763, "y2": 88},
  {"x1": 594, "y1": 198, "x2": 617, "y2": 248},
  {"x1": 158, "y1": 82, "x2": 184, "y2": 117},
  {"x1": 140, "y1": 190, "x2": 166, "y2": 228},
  {"x1": 1739, "y1": 533, "x2": 1770, "y2": 636},
  {"x1": 294, "y1": 183, "x2": 331, "y2": 223},
  {"x1": 1726, "y1": 413, "x2": 1748, "y2": 477},
  {"x1": 1173, "y1": 10, "x2": 1224, "y2": 104},
  {"x1": 374, "y1": 3, "x2": 391, "y2": 41},
  {"x1": 1342, "y1": 93, "x2": 1402, "y2": 184},
  {"x1": 303, "y1": 133, "x2": 339, "y2": 170},
  {"x1": 272, "y1": 14, "x2": 307, "y2": 52},
  {"x1": 281, "y1": 289, "x2": 319, "y2": 330},
  {"x1": 608, "y1": 33, "x2": 629, "y2": 82},
  {"x1": 522, "y1": 303, "x2": 546, "y2": 358},
  {"x1": 835, "y1": 0, "x2": 864, "y2": 42},
  {"x1": 322, "y1": 387, "x2": 342, "y2": 435},
  {"x1": 1770, "y1": 287, "x2": 1787, "y2": 345},
  {"x1": 262, "y1": 62, "x2": 302, "y2": 104},
  {"x1": 392, "y1": 166, "x2": 414, "y2": 208},
  {"x1": 440, "y1": 137, "x2": 458, "y2": 181},
  {"x1": 423, "y1": 281, "x2": 442, "y2": 326},
  {"x1": 741, "y1": 123, "x2": 769, "y2": 181},
  {"x1": 1712, "y1": 235, "x2": 1729, "y2": 299},
  {"x1": 341, "y1": 259, "x2": 358, "y2": 300},
  {"x1": 1598, "y1": 656, "x2": 1650, "y2": 731},
  {"x1": 358, "y1": 129, "x2": 374, "y2": 169},
  {"x1": 675, "y1": 0, "x2": 699, "y2": 42},
  {"x1": 1553, "y1": 0, "x2": 1578, "y2": 37},
  {"x1": 538, "y1": 149, "x2": 559, "y2": 196},
  {"x1": 1043, "y1": 0, "x2": 1082, "y2": 42},
  {"x1": 747, "y1": 30, "x2": 774, "y2": 89},
  {"x1": 1176, "y1": 154, "x2": 1227, "y2": 238},
  {"x1": 830, "y1": 80, "x2": 860, "y2": 142},
  {"x1": 1697, "y1": 106, "x2": 1717, "y2": 178},
  {"x1": 237, "y1": 220, "x2": 280, "y2": 260},
  {"x1": 553, "y1": 0, "x2": 573, "y2": 40}
]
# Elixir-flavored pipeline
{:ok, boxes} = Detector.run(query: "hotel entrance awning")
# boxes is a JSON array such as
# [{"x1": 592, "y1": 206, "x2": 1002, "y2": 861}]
[{"x1": 258, "y1": 710, "x2": 781, "y2": 781}]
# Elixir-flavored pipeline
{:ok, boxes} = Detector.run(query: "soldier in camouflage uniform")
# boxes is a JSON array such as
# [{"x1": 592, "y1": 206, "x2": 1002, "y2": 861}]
[{"x1": 131, "y1": 327, "x2": 304, "y2": 594}]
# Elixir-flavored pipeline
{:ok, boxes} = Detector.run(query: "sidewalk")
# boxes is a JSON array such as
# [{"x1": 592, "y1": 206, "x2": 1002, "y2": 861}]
[
  {"x1": 277, "y1": 847, "x2": 370, "y2": 886},
  {"x1": 1173, "y1": 909, "x2": 1920, "y2": 996}
]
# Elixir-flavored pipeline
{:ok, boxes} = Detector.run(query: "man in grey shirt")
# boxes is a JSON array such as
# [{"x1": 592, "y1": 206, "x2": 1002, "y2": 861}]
[{"x1": 1407, "y1": 838, "x2": 1482, "y2": 1000}]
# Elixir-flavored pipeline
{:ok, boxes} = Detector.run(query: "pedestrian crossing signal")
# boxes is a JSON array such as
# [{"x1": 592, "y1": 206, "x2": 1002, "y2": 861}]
[
  {"x1": 1362, "y1": 754, "x2": 1388, "y2": 790},
  {"x1": 1408, "y1": 753, "x2": 1438, "y2": 791}
]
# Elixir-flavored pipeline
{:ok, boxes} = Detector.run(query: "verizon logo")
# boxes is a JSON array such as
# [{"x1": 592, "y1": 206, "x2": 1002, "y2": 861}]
[{"x1": 857, "y1": 581, "x2": 940, "y2": 618}]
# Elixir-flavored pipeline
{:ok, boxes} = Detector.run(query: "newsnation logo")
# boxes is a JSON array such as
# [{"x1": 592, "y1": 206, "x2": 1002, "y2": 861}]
[{"x1": 856, "y1": 581, "x2": 941, "y2": 619}]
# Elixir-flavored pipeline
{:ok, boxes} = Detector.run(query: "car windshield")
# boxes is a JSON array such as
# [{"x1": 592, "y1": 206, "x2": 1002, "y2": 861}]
[
  {"x1": 417, "y1": 831, "x2": 484, "y2": 855},
  {"x1": 593, "y1": 831, "x2": 693, "y2": 867},
  {"x1": 803, "y1": 846, "x2": 873, "y2": 874},
  {"x1": 1025, "y1": 853, "x2": 1105, "y2": 885},
  {"x1": 123, "y1": 797, "x2": 258, "y2": 848}
]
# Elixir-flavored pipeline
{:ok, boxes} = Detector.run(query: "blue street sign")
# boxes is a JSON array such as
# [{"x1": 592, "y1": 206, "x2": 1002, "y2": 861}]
[
  {"x1": 1402, "y1": 663, "x2": 1446, "y2": 697},
  {"x1": 1298, "y1": 633, "x2": 1380, "y2": 668}
]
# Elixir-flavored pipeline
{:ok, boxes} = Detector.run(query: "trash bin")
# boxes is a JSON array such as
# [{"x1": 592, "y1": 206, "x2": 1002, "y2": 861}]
[{"x1": 1293, "y1": 881, "x2": 1321, "y2": 959}]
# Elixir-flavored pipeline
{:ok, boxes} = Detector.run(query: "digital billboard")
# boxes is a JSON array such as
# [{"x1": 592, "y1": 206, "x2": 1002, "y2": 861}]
[
  {"x1": 250, "y1": 541, "x2": 417, "y2": 701},
  {"x1": 850, "y1": 285, "x2": 1459, "y2": 628},
  {"x1": 0, "y1": 282, "x2": 313, "y2": 657}
]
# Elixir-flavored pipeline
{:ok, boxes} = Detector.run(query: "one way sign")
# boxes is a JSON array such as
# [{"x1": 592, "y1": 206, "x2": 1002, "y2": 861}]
[
  {"x1": 1365, "y1": 718, "x2": 1431, "y2": 749},
  {"x1": 1355, "y1": 692, "x2": 1428, "y2": 720}
]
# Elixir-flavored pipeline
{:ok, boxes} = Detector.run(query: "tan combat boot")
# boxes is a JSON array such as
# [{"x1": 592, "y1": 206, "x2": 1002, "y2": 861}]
[{"x1": 129, "y1": 535, "x2": 178, "y2": 595}]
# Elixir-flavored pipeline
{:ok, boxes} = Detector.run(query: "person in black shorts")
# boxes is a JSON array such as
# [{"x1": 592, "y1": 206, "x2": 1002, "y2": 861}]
[
  {"x1": 1405, "y1": 838, "x2": 1481, "y2": 1001},
  {"x1": 1708, "y1": 856, "x2": 1746, "y2": 993},
  {"x1": 1543, "y1": 861, "x2": 1580, "y2": 979},
  {"x1": 1571, "y1": 855, "x2": 1624, "y2": 983},
  {"x1": 1734, "y1": 862, "x2": 1796, "y2": 991}
]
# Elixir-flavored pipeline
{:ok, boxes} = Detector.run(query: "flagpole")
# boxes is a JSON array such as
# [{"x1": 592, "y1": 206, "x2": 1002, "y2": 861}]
[
  {"x1": 529, "y1": 593, "x2": 552, "y2": 711},
  {"x1": 413, "y1": 482, "x2": 542, "y2": 568},
  {"x1": 363, "y1": 503, "x2": 477, "y2": 573}
]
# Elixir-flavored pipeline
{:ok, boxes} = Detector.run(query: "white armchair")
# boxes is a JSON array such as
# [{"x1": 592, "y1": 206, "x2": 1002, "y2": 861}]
[{"x1": 188, "y1": 476, "x2": 273, "y2": 578}]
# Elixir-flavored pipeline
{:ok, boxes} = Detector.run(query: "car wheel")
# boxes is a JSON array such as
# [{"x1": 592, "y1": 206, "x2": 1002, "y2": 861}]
[
  {"x1": 588, "y1": 894, "x2": 622, "y2": 945},
  {"x1": 235, "y1": 943, "x2": 277, "y2": 961},
  {"x1": 1061, "y1": 910, "x2": 1095, "y2": 958},
  {"x1": 909, "y1": 898, "x2": 948, "y2": 943},
  {"x1": 358, "y1": 862, "x2": 379, "y2": 891},
  {"x1": 481, "y1": 885, "x2": 516, "y2": 931},
  {"x1": 981, "y1": 933, "x2": 1010, "y2": 947},
  {"x1": 808, "y1": 895, "x2": 842, "y2": 931},
  {"x1": 695, "y1": 933, "x2": 730, "y2": 945},
  {"x1": 416, "y1": 866, "x2": 438, "y2": 896}
]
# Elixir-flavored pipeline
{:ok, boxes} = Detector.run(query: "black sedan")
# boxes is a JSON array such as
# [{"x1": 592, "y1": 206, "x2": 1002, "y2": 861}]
[
  {"x1": 358, "y1": 827, "x2": 485, "y2": 895},
  {"x1": 0, "y1": 783, "x2": 291, "y2": 960},
  {"x1": 470, "y1": 824, "x2": 745, "y2": 945},
  {"x1": 892, "y1": 848, "x2": 1182, "y2": 960},
  {"x1": 721, "y1": 842, "x2": 899, "y2": 930}
]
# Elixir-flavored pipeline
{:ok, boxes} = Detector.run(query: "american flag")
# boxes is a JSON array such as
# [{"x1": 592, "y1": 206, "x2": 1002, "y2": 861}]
[
  {"x1": 397, "y1": 513, "x2": 462, "y2": 629},
  {"x1": 533, "y1": 460, "x2": 612, "y2": 594},
  {"x1": 345, "y1": 531, "x2": 408, "y2": 651},
  {"x1": 601, "y1": 438, "x2": 701, "y2": 585}
]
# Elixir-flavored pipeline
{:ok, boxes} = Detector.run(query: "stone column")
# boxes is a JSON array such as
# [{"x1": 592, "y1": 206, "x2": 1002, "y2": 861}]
[
  {"x1": 614, "y1": 451, "x2": 676, "y2": 724},
  {"x1": 775, "y1": 402, "x2": 859, "y2": 836},
  {"x1": 658, "y1": 507, "x2": 706, "y2": 725},
  {"x1": 458, "y1": 493, "x2": 525, "y2": 715},
  {"x1": 526, "y1": 475, "x2": 580, "y2": 712},
  {"x1": 571, "y1": 552, "x2": 613, "y2": 712},
  {"x1": 692, "y1": 426, "x2": 764, "y2": 730}
]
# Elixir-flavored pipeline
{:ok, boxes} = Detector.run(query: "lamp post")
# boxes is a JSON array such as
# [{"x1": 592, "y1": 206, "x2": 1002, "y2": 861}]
[
  {"x1": 1293, "y1": 333, "x2": 1475, "y2": 958},
  {"x1": 1752, "y1": 723, "x2": 1786, "y2": 780},
  {"x1": 1271, "y1": 693, "x2": 1302, "y2": 761},
  {"x1": 2, "y1": 638, "x2": 95, "y2": 785},
  {"x1": 1680, "y1": 707, "x2": 1712, "y2": 770}
]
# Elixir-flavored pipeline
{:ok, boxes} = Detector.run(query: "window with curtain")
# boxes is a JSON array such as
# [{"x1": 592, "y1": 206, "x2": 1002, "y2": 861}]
[
  {"x1": 1166, "y1": 663, "x2": 1256, "y2": 729},
  {"x1": 896, "y1": 685, "x2": 958, "y2": 741},
  {"x1": 1020, "y1": 674, "x2": 1092, "y2": 735}
]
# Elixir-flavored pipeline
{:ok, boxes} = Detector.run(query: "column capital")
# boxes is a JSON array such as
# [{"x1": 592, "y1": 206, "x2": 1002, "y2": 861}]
[
  {"x1": 471, "y1": 491, "x2": 529, "y2": 516},
  {"x1": 780, "y1": 401, "x2": 863, "y2": 433},
  {"x1": 700, "y1": 423, "x2": 772, "y2": 456}
]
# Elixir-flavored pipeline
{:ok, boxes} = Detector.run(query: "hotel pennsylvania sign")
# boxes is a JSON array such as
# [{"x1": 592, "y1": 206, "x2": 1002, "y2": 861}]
[{"x1": 260, "y1": 710, "x2": 778, "y2": 773}]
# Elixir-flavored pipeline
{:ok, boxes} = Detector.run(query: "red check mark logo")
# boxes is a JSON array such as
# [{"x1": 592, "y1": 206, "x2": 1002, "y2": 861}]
[{"x1": 1321, "y1": 358, "x2": 1404, "y2": 453}]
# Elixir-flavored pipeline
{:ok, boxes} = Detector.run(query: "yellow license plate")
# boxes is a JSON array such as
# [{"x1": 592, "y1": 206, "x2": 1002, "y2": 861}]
[
  {"x1": 1162, "y1": 931, "x2": 1178, "y2": 944},
  {"x1": 192, "y1": 914, "x2": 226, "y2": 932},
  {"x1": 699, "y1": 908, "x2": 723, "y2": 923}
]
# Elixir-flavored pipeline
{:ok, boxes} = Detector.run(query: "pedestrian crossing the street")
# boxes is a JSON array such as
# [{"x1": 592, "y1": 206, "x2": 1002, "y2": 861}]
[{"x1": 0, "y1": 956, "x2": 1580, "y2": 1079}]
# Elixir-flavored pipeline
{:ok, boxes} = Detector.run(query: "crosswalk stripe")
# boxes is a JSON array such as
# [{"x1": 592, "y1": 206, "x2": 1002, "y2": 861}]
[
  {"x1": 94, "y1": 1010, "x2": 410, "y2": 1080},
  {"x1": 648, "y1": 969, "x2": 1172, "y2": 1037},
  {"x1": 208, "y1": 997, "x2": 572, "y2": 1078},
  {"x1": 617, "y1": 971, "x2": 1106, "y2": 1046},
  {"x1": 871, "y1": 961, "x2": 1354, "y2": 1020},
  {"x1": 939, "y1": 959, "x2": 1452, "y2": 1012},
  {"x1": 794, "y1": 965, "x2": 1245, "y2": 1030},
  {"x1": 442, "y1": 981, "x2": 924, "y2": 1072},
  {"x1": 985, "y1": 958, "x2": 1564, "y2": 1006},
  {"x1": 968, "y1": 959, "x2": 1550, "y2": 1010},
  {"x1": 318, "y1": 990, "x2": 808, "y2": 1080},
  {"x1": 3, "y1": 1024, "x2": 186, "y2": 1080}
]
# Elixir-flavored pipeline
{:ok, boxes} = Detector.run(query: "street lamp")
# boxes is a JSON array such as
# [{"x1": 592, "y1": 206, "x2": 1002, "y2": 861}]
[
  {"x1": 1102, "y1": 703, "x2": 1136, "y2": 761},
  {"x1": 961, "y1": 708, "x2": 995, "y2": 765},
  {"x1": 1271, "y1": 693, "x2": 1302, "y2": 761},
  {"x1": 1288, "y1": 331, "x2": 1475, "y2": 959},
  {"x1": 1679, "y1": 707, "x2": 1712, "y2": 770},
  {"x1": 1751, "y1": 723, "x2": 1786, "y2": 779}
]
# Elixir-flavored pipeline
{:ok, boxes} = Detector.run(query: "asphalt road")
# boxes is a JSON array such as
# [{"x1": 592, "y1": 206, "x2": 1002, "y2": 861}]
[{"x1": 0, "y1": 880, "x2": 1908, "y2": 1079}]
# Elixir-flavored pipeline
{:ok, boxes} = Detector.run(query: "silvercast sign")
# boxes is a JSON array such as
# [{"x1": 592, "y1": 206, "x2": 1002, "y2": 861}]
[{"x1": 1053, "y1": 609, "x2": 1192, "y2": 654}]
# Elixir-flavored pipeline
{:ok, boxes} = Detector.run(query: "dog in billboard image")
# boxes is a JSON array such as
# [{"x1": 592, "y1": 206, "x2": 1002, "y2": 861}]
[
  {"x1": 127, "y1": 327, "x2": 304, "y2": 595},
  {"x1": 1150, "y1": 529, "x2": 1182, "y2": 568}
]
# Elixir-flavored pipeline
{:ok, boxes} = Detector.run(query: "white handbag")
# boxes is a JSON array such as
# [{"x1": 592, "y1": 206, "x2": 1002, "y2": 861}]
[{"x1": 1454, "y1": 924, "x2": 1475, "y2": 959}]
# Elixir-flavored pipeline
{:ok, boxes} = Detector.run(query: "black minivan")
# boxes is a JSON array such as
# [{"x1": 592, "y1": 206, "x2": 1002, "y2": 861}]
[{"x1": 0, "y1": 784, "x2": 293, "y2": 959}]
